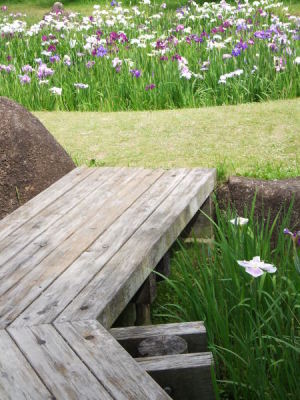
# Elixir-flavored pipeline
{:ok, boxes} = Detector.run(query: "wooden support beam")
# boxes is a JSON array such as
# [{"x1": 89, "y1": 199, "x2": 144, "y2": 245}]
[
  {"x1": 136, "y1": 352, "x2": 215, "y2": 400},
  {"x1": 155, "y1": 252, "x2": 171, "y2": 282},
  {"x1": 110, "y1": 321, "x2": 207, "y2": 357},
  {"x1": 133, "y1": 273, "x2": 157, "y2": 305},
  {"x1": 111, "y1": 302, "x2": 136, "y2": 328},
  {"x1": 136, "y1": 303, "x2": 152, "y2": 326},
  {"x1": 182, "y1": 195, "x2": 214, "y2": 242}
]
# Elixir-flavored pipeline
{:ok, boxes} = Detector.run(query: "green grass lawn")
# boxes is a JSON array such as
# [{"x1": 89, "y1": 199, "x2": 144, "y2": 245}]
[{"x1": 36, "y1": 98, "x2": 300, "y2": 180}]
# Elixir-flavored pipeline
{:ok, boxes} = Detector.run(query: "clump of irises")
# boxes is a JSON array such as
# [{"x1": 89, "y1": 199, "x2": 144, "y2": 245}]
[{"x1": 0, "y1": 0, "x2": 299, "y2": 111}]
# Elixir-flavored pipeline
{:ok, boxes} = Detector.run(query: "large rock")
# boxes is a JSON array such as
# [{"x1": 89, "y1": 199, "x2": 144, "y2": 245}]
[
  {"x1": 0, "y1": 97, "x2": 75, "y2": 220},
  {"x1": 217, "y1": 176, "x2": 300, "y2": 231}
]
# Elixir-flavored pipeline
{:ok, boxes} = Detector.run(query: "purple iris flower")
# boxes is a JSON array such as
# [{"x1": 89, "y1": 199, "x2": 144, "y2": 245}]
[
  {"x1": 156, "y1": 40, "x2": 166, "y2": 50},
  {"x1": 145, "y1": 84, "x2": 156, "y2": 91},
  {"x1": 49, "y1": 54, "x2": 60, "y2": 63},
  {"x1": 254, "y1": 30, "x2": 272, "y2": 39},
  {"x1": 232, "y1": 47, "x2": 241, "y2": 57},
  {"x1": 172, "y1": 54, "x2": 182, "y2": 61},
  {"x1": 48, "y1": 44, "x2": 56, "y2": 52},
  {"x1": 118, "y1": 33, "x2": 128, "y2": 43},
  {"x1": 110, "y1": 31, "x2": 119, "y2": 42},
  {"x1": 86, "y1": 60, "x2": 95, "y2": 69},
  {"x1": 96, "y1": 45, "x2": 108, "y2": 57},
  {"x1": 284, "y1": 229, "x2": 300, "y2": 247},
  {"x1": 18, "y1": 74, "x2": 31, "y2": 85},
  {"x1": 130, "y1": 69, "x2": 141, "y2": 78}
]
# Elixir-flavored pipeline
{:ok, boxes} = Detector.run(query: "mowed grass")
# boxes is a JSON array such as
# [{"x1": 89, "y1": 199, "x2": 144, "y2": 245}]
[{"x1": 36, "y1": 98, "x2": 300, "y2": 180}]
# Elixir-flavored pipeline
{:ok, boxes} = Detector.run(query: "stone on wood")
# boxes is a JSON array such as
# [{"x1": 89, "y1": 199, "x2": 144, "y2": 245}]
[
  {"x1": 0, "y1": 97, "x2": 75, "y2": 220},
  {"x1": 138, "y1": 335, "x2": 188, "y2": 357},
  {"x1": 110, "y1": 321, "x2": 207, "y2": 358}
]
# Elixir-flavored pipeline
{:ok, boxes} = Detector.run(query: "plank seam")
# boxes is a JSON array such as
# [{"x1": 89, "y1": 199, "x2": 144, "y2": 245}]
[
  {"x1": 6, "y1": 169, "x2": 164, "y2": 328},
  {"x1": 0, "y1": 168, "x2": 129, "y2": 297},
  {"x1": 0, "y1": 167, "x2": 96, "y2": 243},
  {"x1": 51, "y1": 169, "x2": 190, "y2": 325},
  {"x1": 52, "y1": 322, "x2": 117, "y2": 400},
  {"x1": 6, "y1": 327, "x2": 56, "y2": 399}
]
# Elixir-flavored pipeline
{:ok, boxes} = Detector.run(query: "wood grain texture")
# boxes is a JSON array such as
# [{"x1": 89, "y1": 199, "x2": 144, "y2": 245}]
[
  {"x1": 0, "y1": 167, "x2": 216, "y2": 399},
  {"x1": 0, "y1": 168, "x2": 156, "y2": 328},
  {"x1": 0, "y1": 167, "x2": 92, "y2": 242},
  {"x1": 0, "y1": 330, "x2": 53, "y2": 400},
  {"x1": 58, "y1": 168, "x2": 216, "y2": 327},
  {"x1": 8, "y1": 324, "x2": 113, "y2": 400},
  {"x1": 0, "y1": 167, "x2": 95, "y2": 254},
  {"x1": 0, "y1": 168, "x2": 127, "y2": 296},
  {"x1": 111, "y1": 321, "x2": 207, "y2": 355},
  {"x1": 13, "y1": 169, "x2": 186, "y2": 327},
  {"x1": 55, "y1": 320, "x2": 171, "y2": 400}
]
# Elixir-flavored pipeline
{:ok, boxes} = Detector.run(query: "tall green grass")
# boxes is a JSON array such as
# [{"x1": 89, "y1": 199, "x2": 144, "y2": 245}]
[{"x1": 154, "y1": 203, "x2": 300, "y2": 399}]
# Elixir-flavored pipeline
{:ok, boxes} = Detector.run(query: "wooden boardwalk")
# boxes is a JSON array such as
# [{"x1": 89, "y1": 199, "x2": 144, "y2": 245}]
[{"x1": 0, "y1": 167, "x2": 216, "y2": 399}]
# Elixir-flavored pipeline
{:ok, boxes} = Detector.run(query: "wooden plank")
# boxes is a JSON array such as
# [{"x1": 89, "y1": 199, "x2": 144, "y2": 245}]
[
  {"x1": 136, "y1": 352, "x2": 215, "y2": 400},
  {"x1": 8, "y1": 324, "x2": 113, "y2": 400},
  {"x1": 0, "y1": 167, "x2": 111, "y2": 268},
  {"x1": 55, "y1": 320, "x2": 171, "y2": 400},
  {"x1": 1, "y1": 169, "x2": 162, "y2": 328},
  {"x1": 58, "y1": 168, "x2": 216, "y2": 327},
  {"x1": 0, "y1": 330, "x2": 53, "y2": 400},
  {"x1": 12, "y1": 169, "x2": 187, "y2": 327},
  {"x1": 0, "y1": 167, "x2": 92, "y2": 243},
  {"x1": 110, "y1": 321, "x2": 207, "y2": 357},
  {"x1": 0, "y1": 168, "x2": 133, "y2": 297}
]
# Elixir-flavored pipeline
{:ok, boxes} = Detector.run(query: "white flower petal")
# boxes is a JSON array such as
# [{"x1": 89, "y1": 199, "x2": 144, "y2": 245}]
[
  {"x1": 259, "y1": 263, "x2": 277, "y2": 273},
  {"x1": 245, "y1": 266, "x2": 264, "y2": 277},
  {"x1": 237, "y1": 260, "x2": 251, "y2": 268}
]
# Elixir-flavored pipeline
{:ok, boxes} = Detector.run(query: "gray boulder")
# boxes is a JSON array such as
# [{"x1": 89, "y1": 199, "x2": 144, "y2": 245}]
[{"x1": 0, "y1": 97, "x2": 75, "y2": 220}]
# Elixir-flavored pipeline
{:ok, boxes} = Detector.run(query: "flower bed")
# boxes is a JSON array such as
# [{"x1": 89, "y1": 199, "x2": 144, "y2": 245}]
[{"x1": 0, "y1": 0, "x2": 299, "y2": 111}]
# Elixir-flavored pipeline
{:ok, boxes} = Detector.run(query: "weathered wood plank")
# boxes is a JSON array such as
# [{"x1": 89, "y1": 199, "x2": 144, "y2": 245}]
[
  {"x1": 111, "y1": 321, "x2": 207, "y2": 357},
  {"x1": 8, "y1": 324, "x2": 113, "y2": 400},
  {"x1": 12, "y1": 169, "x2": 187, "y2": 327},
  {"x1": 0, "y1": 168, "x2": 133, "y2": 297},
  {"x1": 0, "y1": 330, "x2": 53, "y2": 400},
  {"x1": 137, "y1": 352, "x2": 215, "y2": 400},
  {"x1": 1, "y1": 169, "x2": 161, "y2": 328},
  {"x1": 55, "y1": 320, "x2": 171, "y2": 400},
  {"x1": 58, "y1": 168, "x2": 216, "y2": 327},
  {"x1": 0, "y1": 167, "x2": 112, "y2": 268},
  {"x1": 0, "y1": 167, "x2": 92, "y2": 243}
]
